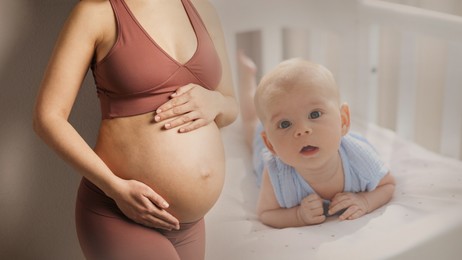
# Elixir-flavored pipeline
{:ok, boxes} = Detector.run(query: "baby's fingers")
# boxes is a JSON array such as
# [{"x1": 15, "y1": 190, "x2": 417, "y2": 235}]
[
  {"x1": 303, "y1": 193, "x2": 323, "y2": 203},
  {"x1": 310, "y1": 214, "x2": 327, "y2": 224},
  {"x1": 328, "y1": 196, "x2": 349, "y2": 215},
  {"x1": 339, "y1": 205, "x2": 364, "y2": 221}
]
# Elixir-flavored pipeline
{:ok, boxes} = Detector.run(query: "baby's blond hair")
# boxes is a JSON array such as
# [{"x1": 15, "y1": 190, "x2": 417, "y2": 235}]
[{"x1": 254, "y1": 59, "x2": 339, "y2": 122}]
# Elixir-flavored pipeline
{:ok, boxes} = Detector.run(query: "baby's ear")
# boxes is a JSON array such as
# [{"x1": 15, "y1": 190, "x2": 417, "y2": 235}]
[
  {"x1": 340, "y1": 103, "x2": 351, "y2": 135},
  {"x1": 261, "y1": 131, "x2": 277, "y2": 155}
]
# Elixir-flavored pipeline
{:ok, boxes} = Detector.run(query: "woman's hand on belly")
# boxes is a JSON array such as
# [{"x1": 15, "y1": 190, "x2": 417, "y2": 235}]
[
  {"x1": 153, "y1": 83, "x2": 223, "y2": 133},
  {"x1": 108, "y1": 178, "x2": 180, "y2": 230}
]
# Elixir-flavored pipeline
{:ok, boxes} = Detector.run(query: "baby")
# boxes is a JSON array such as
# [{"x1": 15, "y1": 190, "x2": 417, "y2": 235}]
[{"x1": 238, "y1": 53, "x2": 395, "y2": 228}]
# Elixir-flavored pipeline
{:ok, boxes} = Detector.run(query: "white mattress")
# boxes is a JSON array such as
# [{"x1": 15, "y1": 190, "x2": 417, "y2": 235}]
[{"x1": 205, "y1": 119, "x2": 462, "y2": 260}]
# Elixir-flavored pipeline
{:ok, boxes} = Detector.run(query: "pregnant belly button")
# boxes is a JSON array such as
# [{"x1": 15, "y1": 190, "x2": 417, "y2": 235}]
[{"x1": 199, "y1": 167, "x2": 212, "y2": 180}]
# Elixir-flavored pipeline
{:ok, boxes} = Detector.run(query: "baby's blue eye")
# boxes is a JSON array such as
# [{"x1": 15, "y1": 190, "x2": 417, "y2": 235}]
[
  {"x1": 309, "y1": 111, "x2": 322, "y2": 119},
  {"x1": 278, "y1": 120, "x2": 292, "y2": 129}
]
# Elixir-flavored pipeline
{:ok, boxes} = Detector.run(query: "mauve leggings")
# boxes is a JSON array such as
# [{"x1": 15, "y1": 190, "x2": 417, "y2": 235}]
[{"x1": 75, "y1": 178, "x2": 205, "y2": 260}]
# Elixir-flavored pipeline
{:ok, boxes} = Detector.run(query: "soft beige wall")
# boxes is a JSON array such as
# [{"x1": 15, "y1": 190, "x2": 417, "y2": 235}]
[{"x1": 0, "y1": 0, "x2": 98, "y2": 259}]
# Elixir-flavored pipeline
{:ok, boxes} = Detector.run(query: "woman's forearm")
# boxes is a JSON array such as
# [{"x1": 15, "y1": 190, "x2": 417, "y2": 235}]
[{"x1": 33, "y1": 112, "x2": 120, "y2": 196}]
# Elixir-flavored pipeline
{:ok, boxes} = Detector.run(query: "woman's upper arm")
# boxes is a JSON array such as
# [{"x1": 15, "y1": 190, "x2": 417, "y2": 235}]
[
  {"x1": 34, "y1": 1, "x2": 105, "y2": 121},
  {"x1": 192, "y1": 0, "x2": 235, "y2": 98}
]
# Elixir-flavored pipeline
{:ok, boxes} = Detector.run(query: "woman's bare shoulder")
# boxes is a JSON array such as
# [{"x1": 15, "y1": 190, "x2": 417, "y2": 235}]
[
  {"x1": 74, "y1": 0, "x2": 112, "y2": 17},
  {"x1": 71, "y1": 0, "x2": 113, "y2": 27},
  {"x1": 190, "y1": 0, "x2": 220, "y2": 23},
  {"x1": 190, "y1": 0, "x2": 225, "y2": 38},
  {"x1": 66, "y1": 0, "x2": 114, "y2": 42}
]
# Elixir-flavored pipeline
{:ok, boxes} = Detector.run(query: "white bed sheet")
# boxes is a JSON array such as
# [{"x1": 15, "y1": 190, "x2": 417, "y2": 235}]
[{"x1": 205, "y1": 119, "x2": 462, "y2": 260}]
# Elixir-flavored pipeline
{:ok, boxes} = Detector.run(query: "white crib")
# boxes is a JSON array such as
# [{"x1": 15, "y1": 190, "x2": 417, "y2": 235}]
[
  {"x1": 215, "y1": 0, "x2": 462, "y2": 160},
  {"x1": 205, "y1": 0, "x2": 462, "y2": 259}
]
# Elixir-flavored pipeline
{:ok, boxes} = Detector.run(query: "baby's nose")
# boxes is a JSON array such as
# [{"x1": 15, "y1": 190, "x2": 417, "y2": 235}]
[{"x1": 295, "y1": 127, "x2": 312, "y2": 137}]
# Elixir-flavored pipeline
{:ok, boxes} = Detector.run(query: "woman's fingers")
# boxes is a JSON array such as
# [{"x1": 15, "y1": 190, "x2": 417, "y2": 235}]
[
  {"x1": 143, "y1": 190, "x2": 180, "y2": 229},
  {"x1": 155, "y1": 84, "x2": 195, "y2": 115},
  {"x1": 153, "y1": 83, "x2": 219, "y2": 132},
  {"x1": 143, "y1": 203, "x2": 180, "y2": 230},
  {"x1": 163, "y1": 112, "x2": 207, "y2": 132},
  {"x1": 155, "y1": 95, "x2": 191, "y2": 121},
  {"x1": 113, "y1": 179, "x2": 180, "y2": 230},
  {"x1": 171, "y1": 84, "x2": 195, "y2": 97},
  {"x1": 143, "y1": 188, "x2": 170, "y2": 209}
]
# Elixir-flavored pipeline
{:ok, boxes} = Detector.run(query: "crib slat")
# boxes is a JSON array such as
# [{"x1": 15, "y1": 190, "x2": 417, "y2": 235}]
[
  {"x1": 221, "y1": 0, "x2": 462, "y2": 160},
  {"x1": 367, "y1": 24, "x2": 380, "y2": 124},
  {"x1": 282, "y1": 28, "x2": 310, "y2": 60},
  {"x1": 440, "y1": 42, "x2": 462, "y2": 159},
  {"x1": 308, "y1": 29, "x2": 326, "y2": 65},
  {"x1": 356, "y1": 23, "x2": 380, "y2": 123},
  {"x1": 395, "y1": 32, "x2": 418, "y2": 141},
  {"x1": 360, "y1": 0, "x2": 462, "y2": 42},
  {"x1": 261, "y1": 28, "x2": 283, "y2": 74}
]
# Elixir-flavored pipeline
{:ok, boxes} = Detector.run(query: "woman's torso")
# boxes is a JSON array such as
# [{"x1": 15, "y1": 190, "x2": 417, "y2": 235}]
[
  {"x1": 95, "y1": 115, "x2": 225, "y2": 222},
  {"x1": 92, "y1": 0, "x2": 225, "y2": 222}
]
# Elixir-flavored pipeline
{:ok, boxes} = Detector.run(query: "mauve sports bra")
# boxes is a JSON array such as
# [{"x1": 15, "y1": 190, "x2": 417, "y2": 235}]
[{"x1": 91, "y1": 0, "x2": 222, "y2": 119}]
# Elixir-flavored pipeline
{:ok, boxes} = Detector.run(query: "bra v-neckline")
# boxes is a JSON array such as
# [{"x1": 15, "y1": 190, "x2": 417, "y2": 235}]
[{"x1": 120, "y1": 0, "x2": 199, "y2": 66}]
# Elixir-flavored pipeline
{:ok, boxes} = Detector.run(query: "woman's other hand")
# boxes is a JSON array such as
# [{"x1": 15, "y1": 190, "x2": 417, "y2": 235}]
[
  {"x1": 154, "y1": 83, "x2": 222, "y2": 133},
  {"x1": 109, "y1": 179, "x2": 180, "y2": 230}
]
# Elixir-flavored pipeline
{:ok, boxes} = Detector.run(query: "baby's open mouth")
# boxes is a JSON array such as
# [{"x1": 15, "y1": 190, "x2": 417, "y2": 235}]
[{"x1": 300, "y1": 145, "x2": 319, "y2": 155}]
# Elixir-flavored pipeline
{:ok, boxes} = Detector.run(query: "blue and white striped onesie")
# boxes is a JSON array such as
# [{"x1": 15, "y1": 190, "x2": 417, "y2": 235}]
[{"x1": 252, "y1": 123, "x2": 389, "y2": 209}]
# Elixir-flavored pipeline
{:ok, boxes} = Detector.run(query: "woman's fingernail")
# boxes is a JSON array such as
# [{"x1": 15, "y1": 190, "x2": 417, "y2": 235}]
[
  {"x1": 165, "y1": 123, "x2": 171, "y2": 129},
  {"x1": 156, "y1": 109, "x2": 162, "y2": 113},
  {"x1": 154, "y1": 115, "x2": 160, "y2": 121},
  {"x1": 162, "y1": 201, "x2": 169, "y2": 208}
]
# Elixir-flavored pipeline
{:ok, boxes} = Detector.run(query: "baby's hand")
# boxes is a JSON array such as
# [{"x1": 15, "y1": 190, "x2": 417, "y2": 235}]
[
  {"x1": 297, "y1": 194, "x2": 326, "y2": 225},
  {"x1": 328, "y1": 192, "x2": 369, "y2": 220}
]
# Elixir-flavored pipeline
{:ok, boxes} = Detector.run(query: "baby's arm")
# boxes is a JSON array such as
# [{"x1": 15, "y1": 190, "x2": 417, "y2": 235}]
[
  {"x1": 257, "y1": 168, "x2": 326, "y2": 228},
  {"x1": 329, "y1": 172, "x2": 395, "y2": 220}
]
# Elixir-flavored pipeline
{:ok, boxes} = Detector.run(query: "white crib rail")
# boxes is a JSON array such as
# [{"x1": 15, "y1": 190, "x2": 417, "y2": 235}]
[
  {"x1": 358, "y1": 0, "x2": 462, "y2": 159},
  {"x1": 359, "y1": 0, "x2": 462, "y2": 41},
  {"x1": 441, "y1": 43, "x2": 462, "y2": 159},
  {"x1": 213, "y1": 0, "x2": 462, "y2": 160}
]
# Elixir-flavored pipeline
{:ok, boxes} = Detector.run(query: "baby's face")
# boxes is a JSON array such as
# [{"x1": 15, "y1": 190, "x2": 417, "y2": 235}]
[{"x1": 261, "y1": 81, "x2": 347, "y2": 170}]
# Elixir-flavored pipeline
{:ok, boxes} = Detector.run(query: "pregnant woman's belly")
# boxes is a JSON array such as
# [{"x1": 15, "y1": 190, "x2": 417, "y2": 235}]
[{"x1": 94, "y1": 114, "x2": 225, "y2": 222}]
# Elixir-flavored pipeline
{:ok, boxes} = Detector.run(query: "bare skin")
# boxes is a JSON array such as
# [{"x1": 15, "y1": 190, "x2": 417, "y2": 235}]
[{"x1": 34, "y1": 0, "x2": 238, "y2": 231}]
